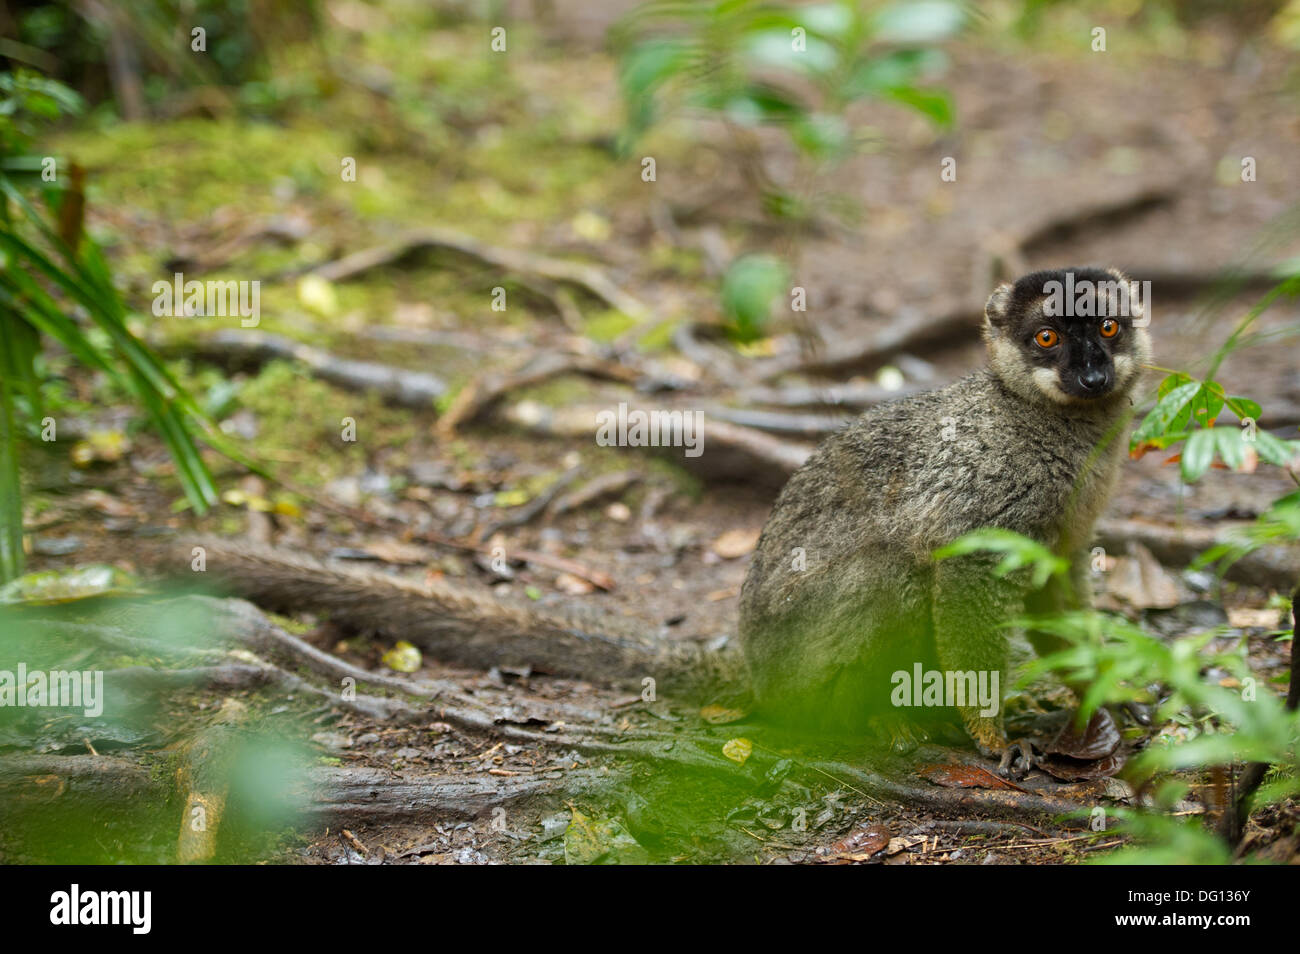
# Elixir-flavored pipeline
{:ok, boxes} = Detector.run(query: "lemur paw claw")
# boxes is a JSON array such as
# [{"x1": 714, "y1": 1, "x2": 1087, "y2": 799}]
[{"x1": 995, "y1": 738, "x2": 1040, "y2": 779}]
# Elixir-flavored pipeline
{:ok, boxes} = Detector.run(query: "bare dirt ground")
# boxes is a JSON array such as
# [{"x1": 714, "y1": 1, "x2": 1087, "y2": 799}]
[{"x1": 8, "y1": 10, "x2": 1300, "y2": 864}]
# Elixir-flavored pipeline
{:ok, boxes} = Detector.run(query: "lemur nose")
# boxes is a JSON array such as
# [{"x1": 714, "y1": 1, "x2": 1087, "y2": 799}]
[{"x1": 1078, "y1": 369, "x2": 1110, "y2": 392}]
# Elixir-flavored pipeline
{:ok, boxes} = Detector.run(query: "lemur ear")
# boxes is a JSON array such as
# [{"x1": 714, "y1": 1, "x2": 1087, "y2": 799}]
[
  {"x1": 1102, "y1": 267, "x2": 1141, "y2": 320},
  {"x1": 983, "y1": 282, "x2": 1014, "y2": 335}
]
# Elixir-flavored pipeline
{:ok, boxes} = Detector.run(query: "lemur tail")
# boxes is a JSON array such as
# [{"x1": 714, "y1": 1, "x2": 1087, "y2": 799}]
[{"x1": 138, "y1": 538, "x2": 743, "y2": 694}]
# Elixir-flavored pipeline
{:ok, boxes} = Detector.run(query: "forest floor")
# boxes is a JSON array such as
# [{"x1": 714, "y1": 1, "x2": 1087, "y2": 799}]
[{"x1": 5, "y1": 6, "x2": 1300, "y2": 863}]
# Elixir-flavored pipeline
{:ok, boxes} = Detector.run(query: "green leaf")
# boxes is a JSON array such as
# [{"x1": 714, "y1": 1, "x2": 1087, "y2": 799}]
[
  {"x1": 872, "y1": 1, "x2": 966, "y2": 44},
  {"x1": 790, "y1": 112, "x2": 850, "y2": 157},
  {"x1": 0, "y1": 564, "x2": 139, "y2": 605},
  {"x1": 1185, "y1": 382, "x2": 1225, "y2": 429},
  {"x1": 0, "y1": 169, "x2": 225, "y2": 540},
  {"x1": 1180, "y1": 426, "x2": 1216, "y2": 482},
  {"x1": 722, "y1": 85, "x2": 805, "y2": 127},
  {"x1": 618, "y1": 37, "x2": 693, "y2": 134},
  {"x1": 721, "y1": 253, "x2": 789, "y2": 344},
  {"x1": 0, "y1": 339, "x2": 25, "y2": 581},
  {"x1": 1157, "y1": 371, "x2": 1195, "y2": 398},
  {"x1": 882, "y1": 85, "x2": 952, "y2": 126},
  {"x1": 1254, "y1": 430, "x2": 1299, "y2": 468},
  {"x1": 846, "y1": 49, "x2": 946, "y2": 96},
  {"x1": 1130, "y1": 379, "x2": 1201, "y2": 447},
  {"x1": 744, "y1": 29, "x2": 838, "y2": 74},
  {"x1": 799, "y1": 3, "x2": 856, "y2": 39},
  {"x1": 1224, "y1": 395, "x2": 1262, "y2": 421},
  {"x1": 1213, "y1": 425, "x2": 1247, "y2": 472},
  {"x1": 935, "y1": 528, "x2": 1069, "y2": 589}
]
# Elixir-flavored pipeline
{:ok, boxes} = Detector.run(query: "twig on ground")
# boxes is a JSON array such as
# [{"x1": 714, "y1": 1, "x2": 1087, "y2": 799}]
[
  {"x1": 308, "y1": 226, "x2": 654, "y2": 323},
  {"x1": 182, "y1": 329, "x2": 447, "y2": 407},
  {"x1": 476, "y1": 466, "x2": 582, "y2": 543}
]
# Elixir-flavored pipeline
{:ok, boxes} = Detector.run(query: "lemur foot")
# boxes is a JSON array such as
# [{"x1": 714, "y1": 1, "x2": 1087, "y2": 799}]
[
  {"x1": 994, "y1": 738, "x2": 1040, "y2": 780},
  {"x1": 868, "y1": 716, "x2": 929, "y2": 755}
]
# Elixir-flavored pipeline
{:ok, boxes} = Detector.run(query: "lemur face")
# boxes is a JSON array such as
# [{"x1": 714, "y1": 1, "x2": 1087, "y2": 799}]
[{"x1": 984, "y1": 267, "x2": 1152, "y2": 406}]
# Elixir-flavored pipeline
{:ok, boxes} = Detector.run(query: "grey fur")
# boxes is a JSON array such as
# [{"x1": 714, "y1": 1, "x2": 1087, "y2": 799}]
[{"x1": 738, "y1": 268, "x2": 1153, "y2": 756}]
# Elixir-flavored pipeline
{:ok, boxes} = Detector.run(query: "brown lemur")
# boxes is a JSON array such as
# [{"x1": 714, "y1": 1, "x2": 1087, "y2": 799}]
[
  {"x1": 739, "y1": 267, "x2": 1152, "y2": 776},
  {"x1": 135, "y1": 267, "x2": 1147, "y2": 779}
]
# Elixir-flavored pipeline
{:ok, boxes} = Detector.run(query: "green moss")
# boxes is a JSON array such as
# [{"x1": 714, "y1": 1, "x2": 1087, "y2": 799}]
[
  {"x1": 513, "y1": 374, "x2": 596, "y2": 408},
  {"x1": 58, "y1": 119, "x2": 340, "y2": 221},
  {"x1": 265, "y1": 611, "x2": 315, "y2": 636},
  {"x1": 646, "y1": 457, "x2": 704, "y2": 501},
  {"x1": 637, "y1": 318, "x2": 680, "y2": 353},
  {"x1": 38, "y1": 17, "x2": 730, "y2": 524},
  {"x1": 234, "y1": 361, "x2": 417, "y2": 486},
  {"x1": 582, "y1": 309, "x2": 639, "y2": 343}
]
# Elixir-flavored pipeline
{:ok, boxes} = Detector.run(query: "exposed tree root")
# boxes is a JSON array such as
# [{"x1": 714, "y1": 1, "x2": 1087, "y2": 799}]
[
  {"x1": 551, "y1": 470, "x2": 642, "y2": 516},
  {"x1": 0, "y1": 754, "x2": 164, "y2": 807},
  {"x1": 307, "y1": 226, "x2": 655, "y2": 323},
  {"x1": 140, "y1": 538, "x2": 740, "y2": 693},
  {"x1": 705, "y1": 406, "x2": 853, "y2": 438},
  {"x1": 0, "y1": 753, "x2": 618, "y2": 832},
  {"x1": 738, "y1": 379, "x2": 929, "y2": 411},
  {"x1": 755, "y1": 306, "x2": 981, "y2": 382},
  {"x1": 178, "y1": 328, "x2": 447, "y2": 407},
  {"x1": 434, "y1": 350, "x2": 657, "y2": 439},
  {"x1": 304, "y1": 765, "x2": 617, "y2": 824},
  {"x1": 501, "y1": 400, "x2": 812, "y2": 487},
  {"x1": 474, "y1": 466, "x2": 581, "y2": 542},
  {"x1": 813, "y1": 760, "x2": 1091, "y2": 826},
  {"x1": 104, "y1": 660, "x2": 418, "y2": 722},
  {"x1": 184, "y1": 595, "x2": 445, "y2": 697},
  {"x1": 1095, "y1": 517, "x2": 1300, "y2": 591},
  {"x1": 1014, "y1": 186, "x2": 1180, "y2": 260},
  {"x1": 18, "y1": 618, "x2": 222, "y2": 663},
  {"x1": 175, "y1": 698, "x2": 248, "y2": 863}
]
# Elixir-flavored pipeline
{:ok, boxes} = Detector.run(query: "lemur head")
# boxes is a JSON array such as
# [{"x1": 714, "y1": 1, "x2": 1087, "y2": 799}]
[{"x1": 983, "y1": 267, "x2": 1153, "y2": 408}]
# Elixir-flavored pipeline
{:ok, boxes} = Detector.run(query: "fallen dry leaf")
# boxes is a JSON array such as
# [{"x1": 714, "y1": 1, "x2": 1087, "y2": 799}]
[
  {"x1": 381, "y1": 641, "x2": 422, "y2": 673},
  {"x1": 555, "y1": 572, "x2": 595, "y2": 595},
  {"x1": 362, "y1": 540, "x2": 431, "y2": 565},
  {"x1": 1227, "y1": 606, "x2": 1283, "y2": 629},
  {"x1": 78, "y1": 490, "x2": 136, "y2": 518},
  {"x1": 1038, "y1": 751, "x2": 1127, "y2": 781},
  {"x1": 1046, "y1": 708, "x2": 1121, "y2": 761},
  {"x1": 918, "y1": 762, "x2": 1028, "y2": 792},
  {"x1": 700, "y1": 704, "x2": 748, "y2": 724},
  {"x1": 722, "y1": 737, "x2": 753, "y2": 764},
  {"x1": 712, "y1": 528, "x2": 760, "y2": 559},
  {"x1": 1105, "y1": 542, "x2": 1180, "y2": 609},
  {"x1": 887, "y1": 834, "x2": 927, "y2": 855},
  {"x1": 828, "y1": 826, "x2": 890, "y2": 862}
]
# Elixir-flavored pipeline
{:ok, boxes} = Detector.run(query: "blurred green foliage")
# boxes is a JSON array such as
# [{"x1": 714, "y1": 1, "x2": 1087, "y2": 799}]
[
  {"x1": 0, "y1": 68, "x2": 227, "y2": 581},
  {"x1": 721, "y1": 253, "x2": 790, "y2": 343},
  {"x1": 614, "y1": 0, "x2": 962, "y2": 156},
  {"x1": 940, "y1": 272, "x2": 1300, "y2": 863},
  {"x1": 614, "y1": 0, "x2": 965, "y2": 343}
]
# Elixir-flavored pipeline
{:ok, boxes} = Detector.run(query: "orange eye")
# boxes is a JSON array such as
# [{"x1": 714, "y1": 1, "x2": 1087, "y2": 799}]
[
  {"x1": 1099, "y1": 318, "x2": 1119, "y2": 338},
  {"x1": 1035, "y1": 328, "x2": 1059, "y2": 348}
]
